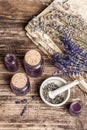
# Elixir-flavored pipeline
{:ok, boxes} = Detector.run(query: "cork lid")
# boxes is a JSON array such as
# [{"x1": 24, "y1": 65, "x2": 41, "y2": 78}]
[
  {"x1": 11, "y1": 73, "x2": 27, "y2": 89},
  {"x1": 25, "y1": 50, "x2": 41, "y2": 66}
]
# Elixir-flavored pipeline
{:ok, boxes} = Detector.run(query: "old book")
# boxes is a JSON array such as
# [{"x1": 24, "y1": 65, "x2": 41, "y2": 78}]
[
  {"x1": 25, "y1": 0, "x2": 87, "y2": 93},
  {"x1": 25, "y1": 0, "x2": 87, "y2": 56}
]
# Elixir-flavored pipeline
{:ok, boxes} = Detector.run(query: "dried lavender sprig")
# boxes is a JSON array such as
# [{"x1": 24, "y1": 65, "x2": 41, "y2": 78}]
[
  {"x1": 52, "y1": 69, "x2": 84, "y2": 77},
  {"x1": 20, "y1": 106, "x2": 27, "y2": 116},
  {"x1": 39, "y1": 8, "x2": 87, "y2": 36},
  {"x1": 51, "y1": 34, "x2": 87, "y2": 76},
  {"x1": 63, "y1": 35, "x2": 87, "y2": 63},
  {"x1": 21, "y1": 99, "x2": 28, "y2": 104},
  {"x1": 38, "y1": 18, "x2": 87, "y2": 50},
  {"x1": 20, "y1": 96, "x2": 36, "y2": 116},
  {"x1": 15, "y1": 100, "x2": 21, "y2": 104},
  {"x1": 52, "y1": 53, "x2": 87, "y2": 70},
  {"x1": 63, "y1": 34, "x2": 87, "y2": 57},
  {"x1": 50, "y1": 8, "x2": 87, "y2": 33},
  {"x1": 15, "y1": 99, "x2": 28, "y2": 104},
  {"x1": 28, "y1": 14, "x2": 86, "y2": 52}
]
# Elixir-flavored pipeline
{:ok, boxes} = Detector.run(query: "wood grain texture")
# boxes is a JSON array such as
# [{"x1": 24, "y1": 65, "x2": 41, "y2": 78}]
[{"x1": 0, "y1": 0, "x2": 87, "y2": 130}]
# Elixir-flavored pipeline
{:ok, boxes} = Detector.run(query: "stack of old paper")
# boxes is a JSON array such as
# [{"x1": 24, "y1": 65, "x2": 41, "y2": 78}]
[{"x1": 25, "y1": 0, "x2": 87, "y2": 93}]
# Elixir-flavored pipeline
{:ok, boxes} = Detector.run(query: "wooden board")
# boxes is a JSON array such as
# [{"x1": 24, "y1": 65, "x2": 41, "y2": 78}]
[{"x1": 0, "y1": 0, "x2": 87, "y2": 129}]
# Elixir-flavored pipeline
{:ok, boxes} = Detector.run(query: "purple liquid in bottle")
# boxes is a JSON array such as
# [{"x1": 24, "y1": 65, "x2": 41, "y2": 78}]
[
  {"x1": 69, "y1": 101, "x2": 82, "y2": 116},
  {"x1": 4, "y1": 53, "x2": 18, "y2": 72},
  {"x1": 24, "y1": 50, "x2": 44, "y2": 77}
]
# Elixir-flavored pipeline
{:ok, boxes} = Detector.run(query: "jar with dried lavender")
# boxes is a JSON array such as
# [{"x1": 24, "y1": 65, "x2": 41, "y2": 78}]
[
  {"x1": 10, "y1": 73, "x2": 30, "y2": 96},
  {"x1": 24, "y1": 50, "x2": 44, "y2": 77}
]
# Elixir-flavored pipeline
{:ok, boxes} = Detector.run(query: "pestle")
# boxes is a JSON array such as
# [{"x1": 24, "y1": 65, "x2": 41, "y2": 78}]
[{"x1": 49, "y1": 80, "x2": 79, "y2": 99}]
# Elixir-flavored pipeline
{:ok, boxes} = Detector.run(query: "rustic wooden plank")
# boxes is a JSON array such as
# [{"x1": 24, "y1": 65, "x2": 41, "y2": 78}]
[
  {"x1": 0, "y1": 0, "x2": 53, "y2": 55},
  {"x1": 0, "y1": 0, "x2": 87, "y2": 130}
]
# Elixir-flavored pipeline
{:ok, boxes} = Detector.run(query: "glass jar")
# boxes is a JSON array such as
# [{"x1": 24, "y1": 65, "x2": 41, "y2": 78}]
[
  {"x1": 69, "y1": 101, "x2": 82, "y2": 116},
  {"x1": 4, "y1": 53, "x2": 18, "y2": 72},
  {"x1": 24, "y1": 50, "x2": 44, "y2": 77},
  {"x1": 10, "y1": 73, "x2": 30, "y2": 96}
]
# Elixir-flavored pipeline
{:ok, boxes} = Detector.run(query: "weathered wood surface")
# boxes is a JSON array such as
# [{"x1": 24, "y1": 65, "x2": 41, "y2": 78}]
[{"x1": 0, "y1": 0, "x2": 87, "y2": 130}]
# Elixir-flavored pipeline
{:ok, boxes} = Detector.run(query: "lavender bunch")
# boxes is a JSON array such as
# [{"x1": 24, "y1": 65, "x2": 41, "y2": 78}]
[{"x1": 52, "y1": 34, "x2": 87, "y2": 76}]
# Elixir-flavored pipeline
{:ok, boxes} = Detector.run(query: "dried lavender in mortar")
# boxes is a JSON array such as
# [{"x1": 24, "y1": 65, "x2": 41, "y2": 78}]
[{"x1": 43, "y1": 83, "x2": 64, "y2": 104}]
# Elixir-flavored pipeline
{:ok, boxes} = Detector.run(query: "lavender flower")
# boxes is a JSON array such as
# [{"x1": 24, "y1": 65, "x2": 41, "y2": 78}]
[{"x1": 51, "y1": 34, "x2": 87, "y2": 76}]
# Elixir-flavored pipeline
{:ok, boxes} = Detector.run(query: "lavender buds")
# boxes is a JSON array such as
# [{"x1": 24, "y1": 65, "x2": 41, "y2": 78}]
[{"x1": 52, "y1": 34, "x2": 87, "y2": 76}]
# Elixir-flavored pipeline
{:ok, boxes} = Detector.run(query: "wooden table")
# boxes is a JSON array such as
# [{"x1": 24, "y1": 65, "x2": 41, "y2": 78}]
[{"x1": 0, "y1": 0, "x2": 87, "y2": 129}]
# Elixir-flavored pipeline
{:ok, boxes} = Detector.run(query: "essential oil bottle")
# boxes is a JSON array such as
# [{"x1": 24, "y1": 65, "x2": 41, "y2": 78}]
[
  {"x1": 4, "y1": 53, "x2": 18, "y2": 72},
  {"x1": 69, "y1": 101, "x2": 82, "y2": 116}
]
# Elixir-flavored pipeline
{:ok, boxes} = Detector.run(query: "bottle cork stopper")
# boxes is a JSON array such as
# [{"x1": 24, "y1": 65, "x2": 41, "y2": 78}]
[
  {"x1": 25, "y1": 50, "x2": 41, "y2": 66},
  {"x1": 11, "y1": 73, "x2": 27, "y2": 89}
]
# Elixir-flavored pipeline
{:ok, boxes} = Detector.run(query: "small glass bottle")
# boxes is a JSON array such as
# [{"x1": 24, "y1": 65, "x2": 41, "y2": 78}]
[
  {"x1": 69, "y1": 101, "x2": 82, "y2": 116},
  {"x1": 24, "y1": 50, "x2": 44, "y2": 77},
  {"x1": 10, "y1": 73, "x2": 30, "y2": 96},
  {"x1": 4, "y1": 53, "x2": 18, "y2": 72}
]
